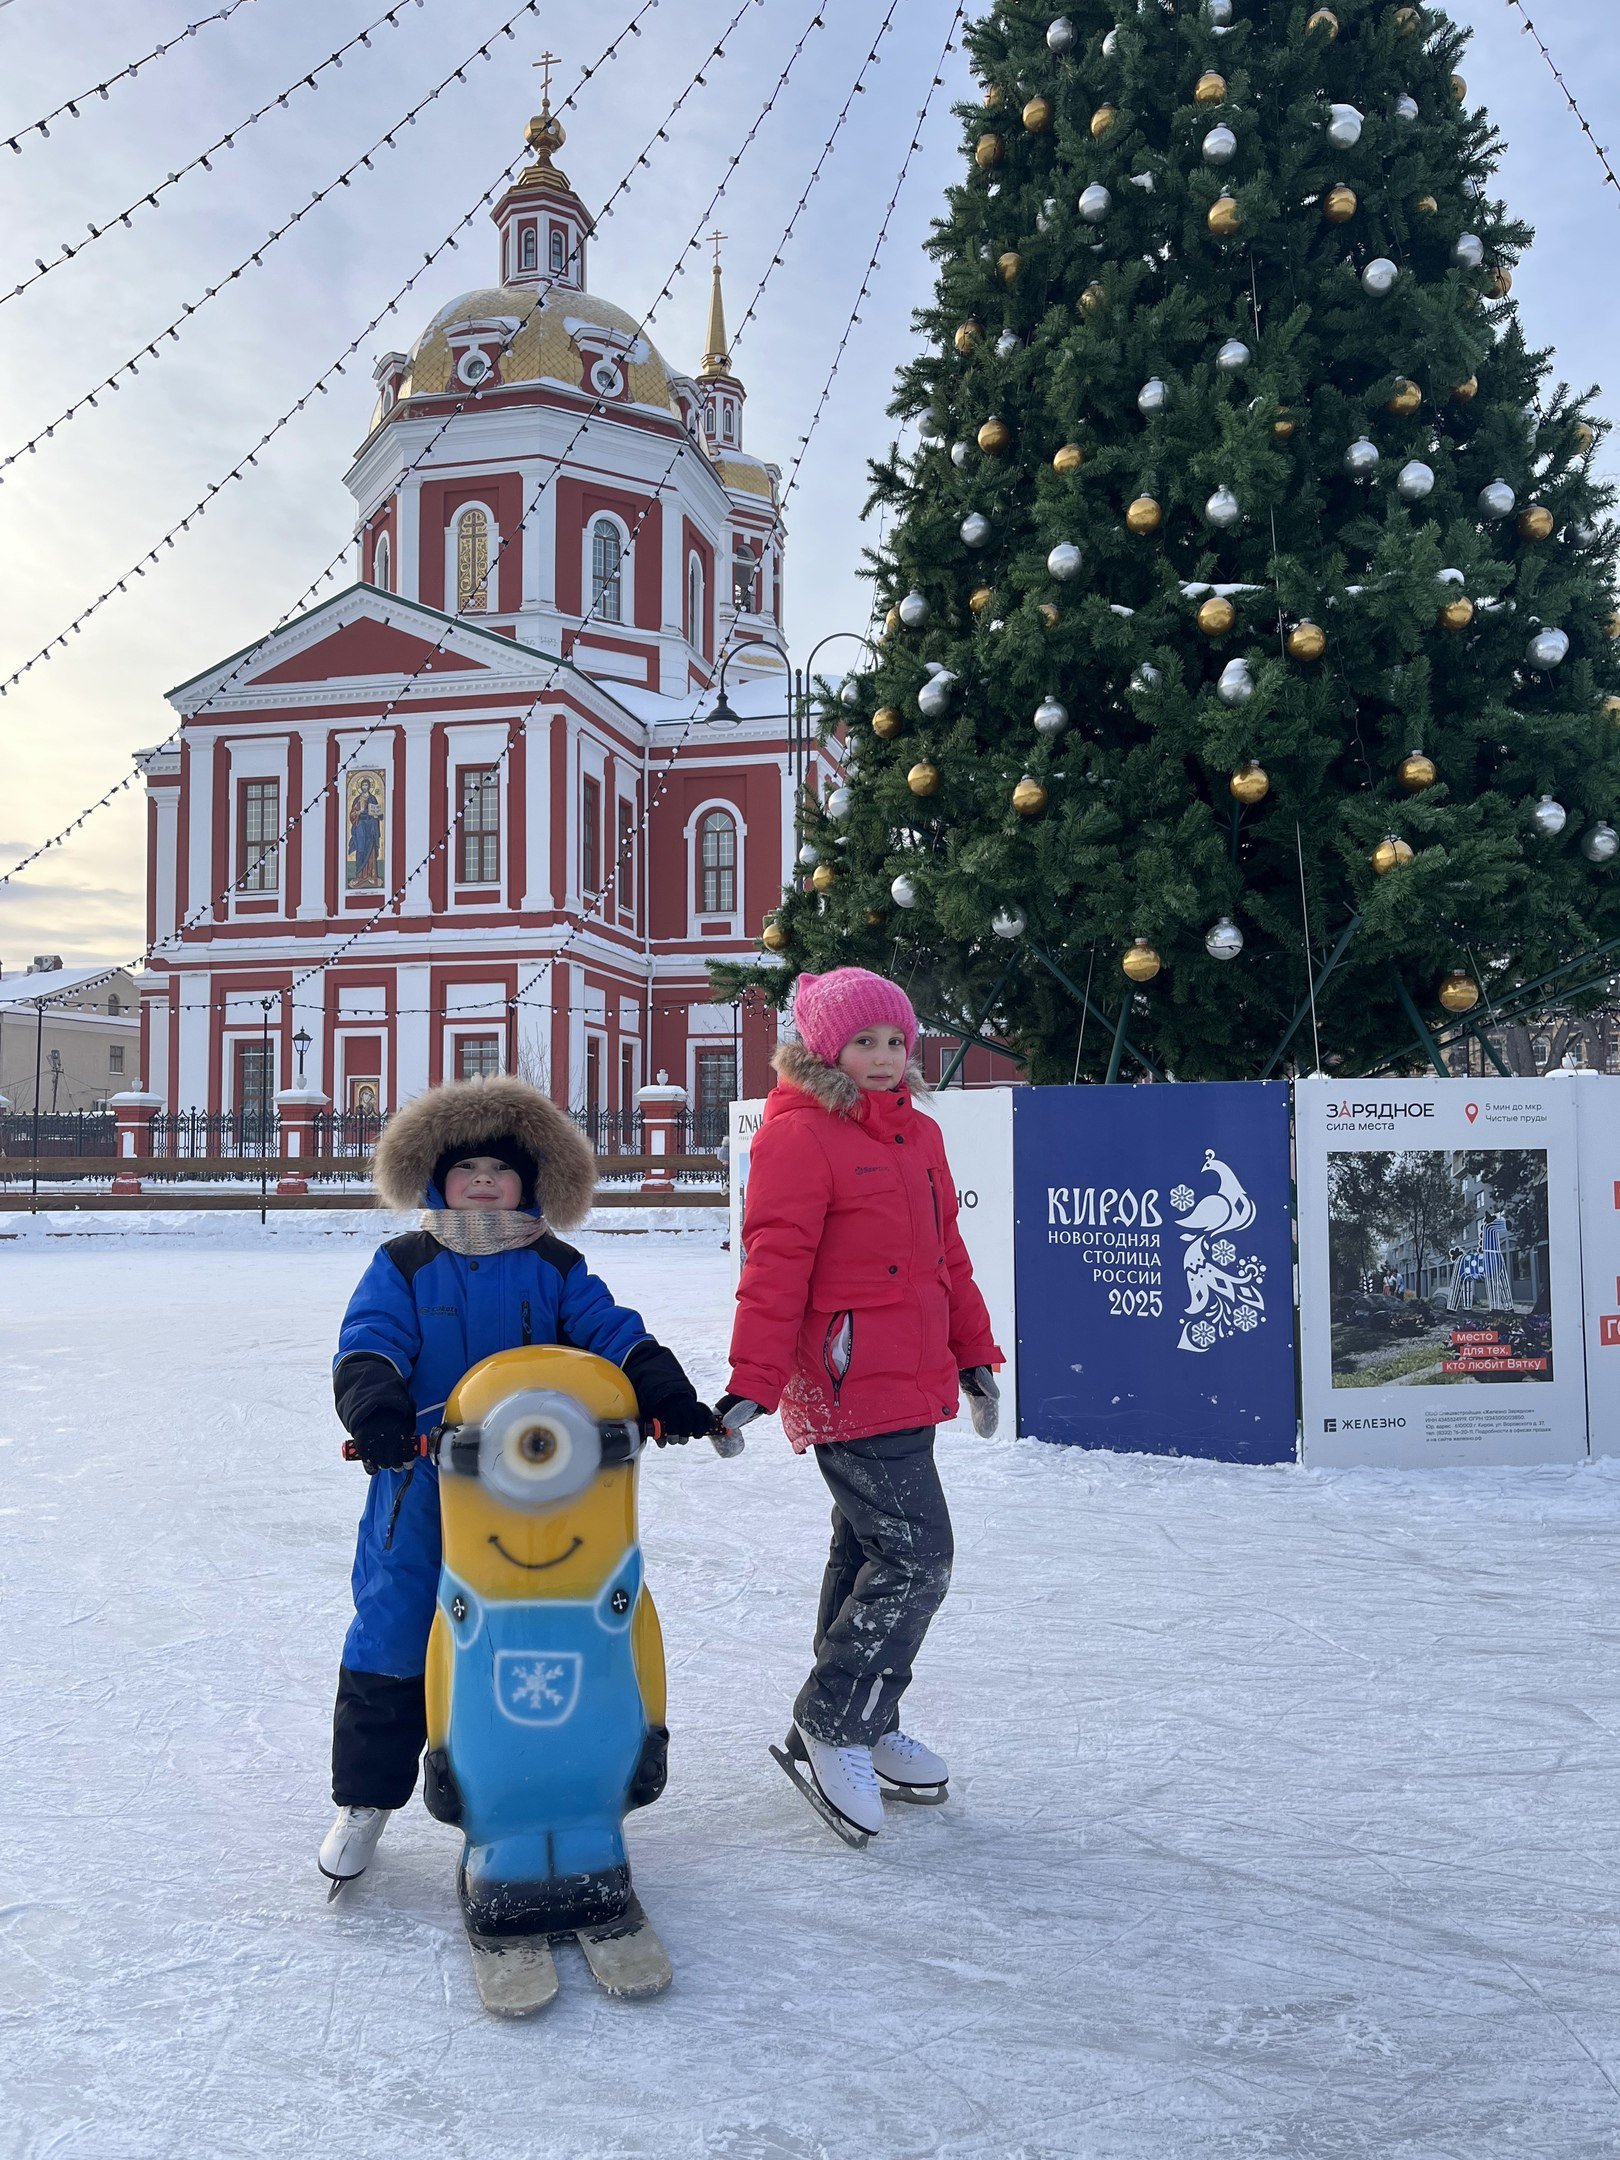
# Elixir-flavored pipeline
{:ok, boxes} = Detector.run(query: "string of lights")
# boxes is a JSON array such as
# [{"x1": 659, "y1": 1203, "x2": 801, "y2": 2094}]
[
  {"x1": 0, "y1": 0, "x2": 727, "y2": 880},
  {"x1": 3, "y1": 0, "x2": 263, "y2": 156},
  {"x1": 1503, "y1": 0, "x2": 1620, "y2": 204},
  {"x1": 4, "y1": 0, "x2": 435, "y2": 306},
  {"x1": 0, "y1": 0, "x2": 549, "y2": 461},
  {"x1": 0, "y1": 1, "x2": 683, "y2": 697}
]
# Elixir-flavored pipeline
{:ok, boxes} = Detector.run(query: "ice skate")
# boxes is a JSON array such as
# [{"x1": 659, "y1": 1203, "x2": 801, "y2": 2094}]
[
  {"x1": 318, "y1": 1805, "x2": 390, "y2": 1898},
  {"x1": 871, "y1": 1730, "x2": 949, "y2": 1804},
  {"x1": 770, "y1": 1725, "x2": 882, "y2": 1845}
]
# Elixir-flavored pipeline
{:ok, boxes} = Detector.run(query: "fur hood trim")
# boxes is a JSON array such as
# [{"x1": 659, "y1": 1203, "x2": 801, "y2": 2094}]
[
  {"x1": 770, "y1": 1039, "x2": 929, "y2": 1118},
  {"x1": 373, "y1": 1076, "x2": 595, "y2": 1227}
]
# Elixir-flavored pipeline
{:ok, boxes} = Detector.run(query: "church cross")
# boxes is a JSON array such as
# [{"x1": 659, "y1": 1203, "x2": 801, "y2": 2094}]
[
  {"x1": 707, "y1": 228, "x2": 727, "y2": 270},
  {"x1": 532, "y1": 50, "x2": 559, "y2": 104}
]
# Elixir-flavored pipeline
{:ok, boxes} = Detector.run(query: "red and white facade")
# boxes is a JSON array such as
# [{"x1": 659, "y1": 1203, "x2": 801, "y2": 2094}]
[{"x1": 138, "y1": 103, "x2": 822, "y2": 1127}]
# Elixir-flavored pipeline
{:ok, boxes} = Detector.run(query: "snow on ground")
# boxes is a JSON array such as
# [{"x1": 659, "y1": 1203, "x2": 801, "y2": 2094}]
[{"x1": 5, "y1": 1216, "x2": 1620, "y2": 2160}]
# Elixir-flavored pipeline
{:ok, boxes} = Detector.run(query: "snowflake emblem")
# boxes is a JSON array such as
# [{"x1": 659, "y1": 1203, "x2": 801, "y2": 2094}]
[
  {"x1": 512, "y1": 1660, "x2": 570, "y2": 1712},
  {"x1": 495, "y1": 1647, "x2": 582, "y2": 1726},
  {"x1": 1190, "y1": 1320, "x2": 1218, "y2": 1348},
  {"x1": 1232, "y1": 1305, "x2": 1259, "y2": 1332},
  {"x1": 1170, "y1": 1184, "x2": 1196, "y2": 1213},
  {"x1": 1211, "y1": 1237, "x2": 1237, "y2": 1268}
]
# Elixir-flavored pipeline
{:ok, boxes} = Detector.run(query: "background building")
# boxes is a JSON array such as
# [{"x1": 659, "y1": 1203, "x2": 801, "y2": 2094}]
[{"x1": 0, "y1": 961, "x2": 142, "y2": 1116}]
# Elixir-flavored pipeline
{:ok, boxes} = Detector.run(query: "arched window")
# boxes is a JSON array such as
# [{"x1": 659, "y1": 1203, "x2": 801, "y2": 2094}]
[
  {"x1": 373, "y1": 531, "x2": 391, "y2": 593},
  {"x1": 550, "y1": 228, "x2": 567, "y2": 273},
  {"x1": 732, "y1": 542, "x2": 758, "y2": 613},
  {"x1": 721, "y1": 406, "x2": 735, "y2": 443},
  {"x1": 106, "y1": 992, "x2": 121, "y2": 1016},
  {"x1": 455, "y1": 507, "x2": 490, "y2": 613},
  {"x1": 590, "y1": 519, "x2": 624, "y2": 624},
  {"x1": 685, "y1": 553, "x2": 705, "y2": 652},
  {"x1": 697, "y1": 808, "x2": 737, "y2": 915},
  {"x1": 519, "y1": 225, "x2": 537, "y2": 273}
]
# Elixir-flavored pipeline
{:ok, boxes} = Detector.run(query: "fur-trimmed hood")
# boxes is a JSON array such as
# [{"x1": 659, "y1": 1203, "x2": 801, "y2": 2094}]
[
  {"x1": 372, "y1": 1076, "x2": 595, "y2": 1227},
  {"x1": 770, "y1": 1039, "x2": 929, "y2": 1118}
]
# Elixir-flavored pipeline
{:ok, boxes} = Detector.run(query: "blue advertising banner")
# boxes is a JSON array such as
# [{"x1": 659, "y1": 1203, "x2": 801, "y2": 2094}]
[{"x1": 1013, "y1": 1083, "x2": 1297, "y2": 1463}]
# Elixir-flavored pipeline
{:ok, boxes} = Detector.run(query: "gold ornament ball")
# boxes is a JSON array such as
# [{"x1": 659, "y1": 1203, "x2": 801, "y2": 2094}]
[
  {"x1": 983, "y1": 85, "x2": 1004, "y2": 111},
  {"x1": 1413, "y1": 193, "x2": 1439, "y2": 216},
  {"x1": 1229, "y1": 762, "x2": 1270, "y2": 805},
  {"x1": 1090, "y1": 104, "x2": 1118, "y2": 138},
  {"x1": 907, "y1": 760, "x2": 942, "y2": 797},
  {"x1": 1194, "y1": 70, "x2": 1228, "y2": 104},
  {"x1": 1399, "y1": 751, "x2": 1438, "y2": 792},
  {"x1": 1272, "y1": 411, "x2": 1299, "y2": 440},
  {"x1": 1437, "y1": 596, "x2": 1475, "y2": 632},
  {"x1": 975, "y1": 132, "x2": 1004, "y2": 170},
  {"x1": 1608, "y1": 612, "x2": 1620, "y2": 641},
  {"x1": 871, "y1": 706, "x2": 904, "y2": 739},
  {"x1": 969, "y1": 585, "x2": 995, "y2": 614},
  {"x1": 1079, "y1": 281, "x2": 1107, "y2": 314},
  {"x1": 1451, "y1": 73, "x2": 1467, "y2": 101},
  {"x1": 1038, "y1": 601, "x2": 1062, "y2": 628},
  {"x1": 1604, "y1": 693, "x2": 1620, "y2": 724},
  {"x1": 884, "y1": 605, "x2": 901, "y2": 637},
  {"x1": 1451, "y1": 375, "x2": 1479, "y2": 403},
  {"x1": 1575, "y1": 420, "x2": 1597, "y2": 452},
  {"x1": 1387, "y1": 377, "x2": 1422, "y2": 416},
  {"x1": 1490, "y1": 265, "x2": 1513, "y2": 298},
  {"x1": 1199, "y1": 595, "x2": 1237, "y2": 636},
  {"x1": 810, "y1": 864, "x2": 837, "y2": 893},
  {"x1": 998, "y1": 250, "x2": 1023, "y2": 285},
  {"x1": 1518, "y1": 505, "x2": 1555, "y2": 541},
  {"x1": 1394, "y1": 6, "x2": 1422, "y2": 35},
  {"x1": 954, "y1": 320, "x2": 982, "y2": 355},
  {"x1": 1126, "y1": 494, "x2": 1164, "y2": 535},
  {"x1": 1053, "y1": 442, "x2": 1085, "y2": 475},
  {"x1": 1023, "y1": 95, "x2": 1053, "y2": 133},
  {"x1": 1208, "y1": 195, "x2": 1243, "y2": 237},
  {"x1": 1438, "y1": 970, "x2": 1480, "y2": 1014},
  {"x1": 978, "y1": 416, "x2": 1011, "y2": 455},
  {"x1": 1324, "y1": 184, "x2": 1358, "y2": 224},
  {"x1": 1288, "y1": 620, "x2": 1327, "y2": 661},
  {"x1": 1122, "y1": 939, "x2": 1162, "y2": 983},
  {"x1": 1371, "y1": 834, "x2": 1415, "y2": 874},
  {"x1": 1307, "y1": 6, "x2": 1341, "y2": 34},
  {"x1": 1012, "y1": 775, "x2": 1049, "y2": 817},
  {"x1": 760, "y1": 920, "x2": 787, "y2": 952}
]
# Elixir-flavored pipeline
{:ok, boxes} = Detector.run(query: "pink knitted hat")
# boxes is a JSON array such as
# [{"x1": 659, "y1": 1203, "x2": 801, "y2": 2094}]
[{"x1": 793, "y1": 967, "x2": 918, "y2": 1064}]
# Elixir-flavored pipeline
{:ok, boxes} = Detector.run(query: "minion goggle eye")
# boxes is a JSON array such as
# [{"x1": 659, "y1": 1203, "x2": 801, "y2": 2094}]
[{"x1": 435, "y1": 1389, "x2": 643, "y2": 1508}]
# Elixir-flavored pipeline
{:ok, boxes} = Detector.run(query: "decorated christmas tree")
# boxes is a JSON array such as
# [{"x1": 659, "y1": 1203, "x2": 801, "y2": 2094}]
[{"x1": 721, "y1": 0, "x2": 1620, "y2": 1082}]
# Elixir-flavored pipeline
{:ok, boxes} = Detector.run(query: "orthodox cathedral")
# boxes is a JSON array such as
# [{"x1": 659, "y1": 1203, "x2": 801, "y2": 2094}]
[{"x1": 136, "y1": 85, "x2": 814, "y2": 1130}]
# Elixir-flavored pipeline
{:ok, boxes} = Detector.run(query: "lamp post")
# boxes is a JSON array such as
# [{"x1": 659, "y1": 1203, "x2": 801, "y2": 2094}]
[
  {"x1": 789, "y1": 630, "x2": 877, "y2": 847},
  {"x1": 258, "y1": 997, "x2": 273, "y2": 1227},
  {"x1": 293, "y1": 1027, "x2": 311, "y2": 1086}
]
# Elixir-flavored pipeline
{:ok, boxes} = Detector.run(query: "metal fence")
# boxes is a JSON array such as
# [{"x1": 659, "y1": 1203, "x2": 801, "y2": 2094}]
[{"x1": 0, "y1": 1111, "x2": 116, "y2": 1159}]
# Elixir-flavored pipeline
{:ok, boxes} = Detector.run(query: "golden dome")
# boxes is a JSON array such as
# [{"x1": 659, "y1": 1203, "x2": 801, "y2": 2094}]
[{"x1": 389, "y1": 285, "x2": 678, "y2": 417}]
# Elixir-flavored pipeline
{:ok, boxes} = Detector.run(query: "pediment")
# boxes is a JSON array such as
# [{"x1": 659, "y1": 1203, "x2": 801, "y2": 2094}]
[{"x1": 248, "y1": 615, "x2": 490, "y2": 685}]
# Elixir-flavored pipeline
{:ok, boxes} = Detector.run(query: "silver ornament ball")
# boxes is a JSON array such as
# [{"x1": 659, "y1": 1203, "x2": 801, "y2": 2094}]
[
  {"x1": 1101, "y1": 26, "x2": 1119, "y2": 58},
  {"x1": 1582, "y1": 821, "x2": 1619, "y2": 864},
  {"x1": 960, "y1": 511, "x2": 992, "y2": 548},
  {"x1": 1526, "y1": 627, "x2": 1570, "y2": 669},
  {"x1": 1207, "y1": 0, "x2": 1233, "y2": 21},
  {"x1": 1205, "y1": 915, "x2": 1245, "y2": 960},
  {"x1": 1453, "y1": 232, "x2": 1485, "y2": 270},
  {"x1": 951, "y1": 441, "x2": 973, "y2": 469},
  {"x1": 1047, "y1": 540, "x2": 1084, "y2": 581},
  {"x1": 1034, "y1": 695, "x2": 1070, "y2": 736},
  {"x1": 1344, "y1": 437, "x2": 1380, "y2": 477},
  {"x1": 1362, "y1": 257, "x2": 1399, "y2": 297},
  {"x1": 1206, "y1": 485, "x2": 1242, "y2": 529},
  {"x1": 1047, "y1": 14, "x2": 1077, "y2": 52},
  {"x1": 798, "y1": 843, "x2": 820, "y2": 867},
  {"x1": 825, "y1": 785, "x2": 853, "y2": 820},
  {"x1": 1478, "y1": 480, "x2": 1516, "y2": 520},
  {"x1": 1393, "y1": 94, "x2": 1419, "y2": 123},
  {"x1": 917, "y1": 675, "x2": 955, "y2": 718},
  {"x1": 1327, "y1": 103, "x2": 1364, "y2": 149},
  {"x1": 1218, "y1": 657, "x2": 1255, "y2": 705},
  {"x1": 1531, "y1": 793, "x2": 1567, "y2": 836},
  {"x1": 1079, "y1": 183, "x2": 1112, "y2": 223},
  {"x1": 898, "y1": 590, "x2": 930, "y2": 628},
  {"x1": 992, "y1": 904, "x2": 1028, "y2": 940},
  {"x1": 1397, "y1": 459, "x2": 1436, "y2": 501},
  {"x1": 1202, "y1": 125, "x2": 1238, "y2": 166},
  {"x1": 890, "y1": 873, "x2": 917, "y2": 908},
  {"x1": 1131, "y1": 662, "x2": 1163, "y2": 692},
  {"x1": 1138, "y1": 375, "x2": 1169, "y2": 414},
  {"x1": 1217, "y1": 338, "x2": 1251, "y2": 372}
]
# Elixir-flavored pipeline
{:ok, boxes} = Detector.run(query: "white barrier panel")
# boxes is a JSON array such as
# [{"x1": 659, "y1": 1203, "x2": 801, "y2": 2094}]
[
  {"x1": 727, "y1": 1088, "x2": 1017, "y2": 1435},
  {"x1": 1297, "y1": 1077, "x2": 1588, "y2": 1468},
  {"x1": 1574, "y1": 1076, "x2": 1620, "y2": 1458}
]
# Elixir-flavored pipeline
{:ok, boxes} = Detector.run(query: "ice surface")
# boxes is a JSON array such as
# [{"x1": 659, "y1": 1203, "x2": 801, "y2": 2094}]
[{"x1": 4, "y1": 1218, "x2": 1620, "y2": 2158}]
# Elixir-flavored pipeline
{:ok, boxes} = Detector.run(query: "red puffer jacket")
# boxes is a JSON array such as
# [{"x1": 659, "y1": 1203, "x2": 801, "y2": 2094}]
[{"x1": 727, "y1": 1044, "x2": 1002, "y2": 1450}]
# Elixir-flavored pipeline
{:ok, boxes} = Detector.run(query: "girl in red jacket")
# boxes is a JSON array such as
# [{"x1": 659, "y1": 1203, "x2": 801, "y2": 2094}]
[{"x1": 717, "y1": 967, "x2": 1003, "y2": 1842}]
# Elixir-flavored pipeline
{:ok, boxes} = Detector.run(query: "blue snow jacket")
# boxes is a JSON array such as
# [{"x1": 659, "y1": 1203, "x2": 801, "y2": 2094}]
[{"x1": 332, "y1": 1222, "x2": 696, "y2": 1677}]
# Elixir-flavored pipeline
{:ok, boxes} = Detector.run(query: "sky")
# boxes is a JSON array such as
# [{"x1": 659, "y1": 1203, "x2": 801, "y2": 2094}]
[{"x1": 0, "y1": 0, "x2": 1617, "y2": 976}]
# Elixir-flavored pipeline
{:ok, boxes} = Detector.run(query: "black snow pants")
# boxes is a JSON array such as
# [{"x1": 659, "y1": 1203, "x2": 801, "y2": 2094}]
[
  {"x1": 332, "y1": 1666, "x2": 426, "y2": 1809},
  {"x1": 793, "y1": 1424, "x2": 953, "y2": 1748}
]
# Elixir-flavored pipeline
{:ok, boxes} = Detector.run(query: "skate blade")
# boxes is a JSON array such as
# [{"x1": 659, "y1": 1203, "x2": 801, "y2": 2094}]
[
  {"x1": 468, "y1": 1931, "x2": 561, "y2": 2018},
  {"x1": 319, "y1": 1865, "x2": 363, "y2": 1902},
  {"x1": 769, "y1": 1742, "x2": 872, "y2": 1849},
  {"x1": 575, "y1": 1898, "x2": 673, "y2": 1999},
  {"x1": 877, "y1": 1774, "x2": 949, "y2": 1806}
]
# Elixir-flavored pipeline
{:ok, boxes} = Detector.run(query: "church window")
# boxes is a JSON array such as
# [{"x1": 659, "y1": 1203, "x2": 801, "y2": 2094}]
[
  {"x1": 721, "y1": 406, "x2": 735, "y2": 443},
  {"x1": 698, "y1": 808, "x2": 736, "y2": 915},
  {"x1": 685, "y1": 554, "x2": 705, "y2": 652},
  {"x1": 106, "y1": 993, "x2": 121, "y2": 1017},
  {"x1": 591, "y1": 519, "x2": 624, "y2": 623},
  {"x1": 584, "y1": 1035, "x2": 603, "y2": 1122},
  {"x1": 617, "y1": 797, "x2": 635, "y2": 914},
  {"x1": 694, "y1": 1048, "x2": 738, "y2": 1148},
  {"x1": 373, "y1": 531, "x2": 391, "y2": 593},
  {"x1": 235, "y1": 1040, "x2": 275, "y2": 1121},
  {"x1": 519, "y1": 225, "x2": 537, "y2": 273},
  {"x1": 732, "y1": 542, "x2": 758, "y2": 613},
  {"x1": 456, "y1": 1034, "x2": 501, "y2": 1081},
  {"x1": 581, "y1": 774, "x2": 601, "y2": 893},
  {"x1": 108, "y1": 1044, "x2": 124, "y2": 1074},
  {"x1": 550, "y1": 227, "x2": 567, "y2": 274},
  {"x1": 458, "y1": 766, "x2": 500, "y2": 885},
  {"x1": 239, "y1": 778, "x2": 280, "y2": 894},
  {"x1": 455, "y1": 507, "x2": 490, "y2": 613}
]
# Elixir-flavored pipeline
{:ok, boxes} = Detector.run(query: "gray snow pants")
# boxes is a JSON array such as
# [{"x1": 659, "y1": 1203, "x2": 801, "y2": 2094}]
[{"x1": 793, "y1": 1424, "x2": 953, "y2": 1747}]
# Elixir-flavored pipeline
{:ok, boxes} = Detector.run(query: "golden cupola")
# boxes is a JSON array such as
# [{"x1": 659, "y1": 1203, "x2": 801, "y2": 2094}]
[{"x1": 492, "y1": 64, "x2": 595, "y2": 294}]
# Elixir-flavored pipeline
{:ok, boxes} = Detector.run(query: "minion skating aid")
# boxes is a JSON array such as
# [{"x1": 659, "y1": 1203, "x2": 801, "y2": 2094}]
[{"x1": 423, "y1": 1346, "x2": 673, "y2": 2015}]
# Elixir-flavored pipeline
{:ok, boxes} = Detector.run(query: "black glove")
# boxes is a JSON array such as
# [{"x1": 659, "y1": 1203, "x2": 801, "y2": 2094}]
[
  {"x1": 347, "y1": 1413, "x2": 419, "y2": 1472},
  {"x1": 334, "y1": 1352, "x2": 418, "y2": 1471},
  {"x1": 649, "y1": 1395, "x2": 717, "y2": 1445},
  {"x1": 959, "y1": 1366, "x2": 1001, "y2": 1439},
  {"x1": 623, "y1": 1340, "x2": 711, "y2": 1445}
]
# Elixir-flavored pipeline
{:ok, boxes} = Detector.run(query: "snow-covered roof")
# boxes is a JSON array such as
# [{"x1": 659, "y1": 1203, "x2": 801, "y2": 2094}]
[
  {"x1": 0, "y1": 963, "x2": 136, "y2": 1009},
  {"x1": 608, "y1": 673, "x2": 792, "y2": 729}
]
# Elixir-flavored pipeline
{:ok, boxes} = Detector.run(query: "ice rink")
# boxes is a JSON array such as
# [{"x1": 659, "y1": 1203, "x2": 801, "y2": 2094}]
[{"x1": 4, "y1": 1213, "x2": 1620, "y2": 2159}]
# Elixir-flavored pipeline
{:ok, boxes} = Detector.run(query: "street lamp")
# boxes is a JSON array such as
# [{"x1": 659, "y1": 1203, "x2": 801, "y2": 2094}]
[
  {"x1": 702, "y1": 634, "x2": 784, "y2": 727},
  {"x1": 293, "y1": 1027, "x2": 312, "y2": 1086},
  {"x1": 791, "y1": 630, "x2": 878, "y2": 842}
]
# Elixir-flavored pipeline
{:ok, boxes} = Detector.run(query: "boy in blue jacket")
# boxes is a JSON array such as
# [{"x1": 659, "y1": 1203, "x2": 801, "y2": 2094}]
[{"x1": 319, "y1": 1075, "x2": 713, "y2": 1891}]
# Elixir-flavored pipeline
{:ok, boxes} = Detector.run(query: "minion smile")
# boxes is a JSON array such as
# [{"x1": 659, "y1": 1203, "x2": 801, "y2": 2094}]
[{"x1": 488, "y1": 1534, "x2": 584, "y2": 1571}]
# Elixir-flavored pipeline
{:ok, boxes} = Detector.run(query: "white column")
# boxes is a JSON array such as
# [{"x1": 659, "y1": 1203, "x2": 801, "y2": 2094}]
[
  {"x1": 396, "y1": 480, "x2": 421, "y2": 604},
  {"x1": 395, "y1": 962, "x2": 432, "y2": 1103},
  {"x1": 297, "y1": 723, "x2": 330, "y2": 920},
  {"x1": 523, "y1": 464, "x2": 553, "y2": 612},
  {"x1": 187, "y1": 734, "x2": 216, "y2": 922},
  {"x1": 177, "y1": 974, "x2": 212, "y2": 1106},
  {"x1": 152, "y1": 787, "x2": 180, "y2": 942},
  {"x1": 522, "y1": 708, "x2": 550, "y2": 912},
  {"x1": 401, "y1": 719, "x2": 433, "y2": 914}
]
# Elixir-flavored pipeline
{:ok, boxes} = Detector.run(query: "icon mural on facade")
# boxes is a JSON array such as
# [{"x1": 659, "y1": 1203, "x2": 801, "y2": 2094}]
[{"x1": 345, "y1": 771, "x2": 385, "y2": 890}]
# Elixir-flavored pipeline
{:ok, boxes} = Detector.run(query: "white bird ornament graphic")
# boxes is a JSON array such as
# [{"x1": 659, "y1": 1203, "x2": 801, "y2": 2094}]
[{"x1": 1173, "y1": 1152, "x2": 1265, "y2": 1353}]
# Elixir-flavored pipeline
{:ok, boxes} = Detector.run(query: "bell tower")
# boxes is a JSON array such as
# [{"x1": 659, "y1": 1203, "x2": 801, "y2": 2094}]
[
  {"x1": 696, "y1": 234, "x2": 746, "y2": 456},
  {"x1": 492, "y1": 54, "x2": 595, "y2": 292}
]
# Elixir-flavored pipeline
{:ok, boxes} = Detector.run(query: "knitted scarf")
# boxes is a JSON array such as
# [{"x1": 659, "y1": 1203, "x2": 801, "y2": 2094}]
[{"x1": 423, "y1": 1209, "x2": 549, "y2": 1257}]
